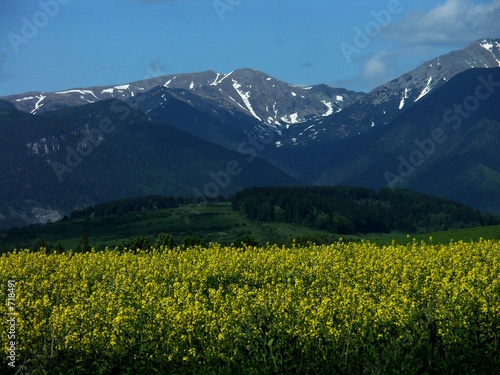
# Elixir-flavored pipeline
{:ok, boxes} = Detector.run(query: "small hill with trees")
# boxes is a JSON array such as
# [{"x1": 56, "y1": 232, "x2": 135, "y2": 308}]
[{"x1": 231, "y1": 186, "x2": 499, "y2": 234}]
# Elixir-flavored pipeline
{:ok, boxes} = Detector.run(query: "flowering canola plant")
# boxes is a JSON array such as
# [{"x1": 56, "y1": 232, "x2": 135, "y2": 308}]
[{"x1": 1, "y1": 239, "x2": 499, "y2": 374}]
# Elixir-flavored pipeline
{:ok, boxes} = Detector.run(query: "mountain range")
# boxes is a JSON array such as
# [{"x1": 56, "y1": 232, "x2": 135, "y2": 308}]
[
  {"x1": 1, "y1": 38, "x2": 500, "y2": 229},
  {"x1": 305, "y1": 37, "x2": 500, "y2": 143}
]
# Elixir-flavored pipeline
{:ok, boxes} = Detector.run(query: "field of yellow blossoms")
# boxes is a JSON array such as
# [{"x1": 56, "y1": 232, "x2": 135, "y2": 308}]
[{"x1": 1, "y1": 239, "x2": 499, "y2": 374}]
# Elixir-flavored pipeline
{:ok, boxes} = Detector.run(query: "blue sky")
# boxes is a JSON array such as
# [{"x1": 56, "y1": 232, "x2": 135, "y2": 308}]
[{"x1": 1, "y1": 0, "x2": 499, "y2": 96}]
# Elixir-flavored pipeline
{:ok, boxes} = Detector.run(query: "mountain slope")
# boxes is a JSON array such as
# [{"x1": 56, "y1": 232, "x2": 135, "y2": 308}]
[
  {"x1": 312, "y1": 67, "x2": 500, "y2": 213},
  {"x1": 277, "y1": 38, "x2": 500, "y2": 147},
  {"x1": 0, "y1": 100, "x2": 297, "y2": 230},
  {"x1": 2, "y1": 39, "x2": 499, "y2": 152},
  {"x1": 1, "y1": 69, "x2": 365, "y2": 155},
  {"x1": 128, "y1": 86, "x2": 267, "y2": 151},
  {"x1": 2, "y1": 68, "x2": 364, "y2": 126}
]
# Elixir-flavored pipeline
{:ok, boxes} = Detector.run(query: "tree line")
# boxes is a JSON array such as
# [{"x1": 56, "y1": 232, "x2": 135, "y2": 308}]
[
  {"x1": 231, "y1": 186, "x2": 499, "y2": 234},
  {"x1": 68, "y1": 195, "x2": 227, "y2": 220}
]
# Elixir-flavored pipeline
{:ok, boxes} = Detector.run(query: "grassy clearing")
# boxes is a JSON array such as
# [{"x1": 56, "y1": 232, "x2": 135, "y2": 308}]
[{"x1": 1, "y1": 203, "x2": 499, "y2": 252}]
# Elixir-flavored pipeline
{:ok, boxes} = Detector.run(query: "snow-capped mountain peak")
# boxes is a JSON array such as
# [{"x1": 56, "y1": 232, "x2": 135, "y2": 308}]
[
  {"x1": 295, "y1": 38, "x2": 500, "y2": 146},
  {"x1": 2, "y1": 68, "x2": 363, "y2": 134}
]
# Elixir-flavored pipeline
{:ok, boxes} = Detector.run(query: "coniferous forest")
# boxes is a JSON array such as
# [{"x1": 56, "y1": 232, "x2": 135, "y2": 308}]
[{"x1": 231, "y1": 186, "x2": 498, "y2": 234}]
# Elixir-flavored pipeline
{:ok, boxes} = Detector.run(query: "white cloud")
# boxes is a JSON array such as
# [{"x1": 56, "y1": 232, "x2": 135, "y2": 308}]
[
  {"x1": 357, "y1": 49, "x2": 410, "y2": 90},
  {"x1": 338, "y1": 0, "x2": 500, "y2": 92},
  {"x1": 333, "y1": 49, "x2": 407, "y2": 92},
  {"x1": 362, "y1": 51, "x2": 388, "y2": 79},
  {"x1": 383, "y1": 0, "x2": 500, "y2": 44}
]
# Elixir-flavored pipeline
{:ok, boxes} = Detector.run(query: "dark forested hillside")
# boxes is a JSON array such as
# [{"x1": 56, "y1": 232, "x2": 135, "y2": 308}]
[
  {"x1": 231, "y1": 186, "x2": 499, "y2": 234},
  {"x1": 0, "y1": 100, "x2": 297, "y2": 230},
  {"x1": 311, "y1": 68, "x2": 500, "y2": 214}
]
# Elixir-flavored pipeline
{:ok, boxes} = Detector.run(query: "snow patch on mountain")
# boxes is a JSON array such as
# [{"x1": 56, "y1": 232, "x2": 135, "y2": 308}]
[
  {"x1": 415, "y1": 77, "x2": 433, "y2": 102},
  {"x1": 115, "y1": 84, "x2": 130, "y2": 91},
  {"x1": 31, "y1": 94, "x2": 46, "y2": 115},
  {"x1": 232, "y1": 80, "x2": 262, "y2": 121},
  {"x1": 211, "y1": 71, "x2": 233, "y2": 86},
  {"x1": 16, "y1": 96, "x2": 35, "y2": 102},
  {"x1": 210, "y1": 73, "x2": 221, "y2": 86},
  {"x1": 479, "y1": 39, "x2": 500, "y2": 67},
  {"x1": 480, "y1": 40, "x2": 494, "y2": 52},
  {"x1": 322, "y1": 101, "x2": 334, "y2": 116},
  {"x1": 26, "y1": 137, "x2": 60, "y2": 156},
  {"x1": 55, "y1": 89, "x2": 98, "y2": 99},
  {"x1": 399, "y1": 88, "x2": 410, "y2": 110}
]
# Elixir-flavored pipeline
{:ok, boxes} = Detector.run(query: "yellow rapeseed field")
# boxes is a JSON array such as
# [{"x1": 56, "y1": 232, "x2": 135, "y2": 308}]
[{"x1": 1, "y1": 239, "x2": 499, "y2": 374}]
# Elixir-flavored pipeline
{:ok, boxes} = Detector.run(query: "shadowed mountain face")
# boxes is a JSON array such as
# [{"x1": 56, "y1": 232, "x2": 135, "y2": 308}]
[
  {"x1": 311, "y1": 68, "x2": 500, "y2": 213},
  {"x1": 0, "y1": 100, "x2": 297, "y2": 230}
]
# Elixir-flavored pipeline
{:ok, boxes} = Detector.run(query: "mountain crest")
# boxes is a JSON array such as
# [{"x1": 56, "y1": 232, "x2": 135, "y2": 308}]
[
  {"x1": 290, "y1": 37, "x2": 500, "y2": 147},
  {"x1": 472, "y1": 38, "x2": 500, "y2": 66},
  {"x1": 2, "y1": 38, "x2": 500, "y2": 149},
  {"x1": 1, "y1": 68, "x2": 363, "y2": 132}
]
